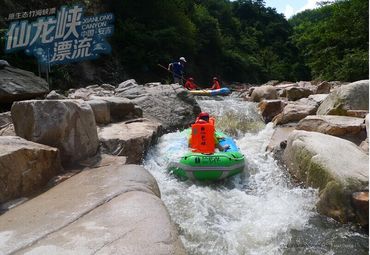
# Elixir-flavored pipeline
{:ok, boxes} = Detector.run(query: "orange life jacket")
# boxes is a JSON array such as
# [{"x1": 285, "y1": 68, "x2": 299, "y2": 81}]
[{"x1": 190, "y1": 119, "x2": 215, "y2": 154}]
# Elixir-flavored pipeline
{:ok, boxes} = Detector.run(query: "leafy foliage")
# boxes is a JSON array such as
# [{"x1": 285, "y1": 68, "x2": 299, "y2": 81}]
[
  {"x1": 0, "y1": 0, "x2": 367, "y2": 88},
  {"x1": 290, "y1": 0, "x2": 369, "y2": 81}
]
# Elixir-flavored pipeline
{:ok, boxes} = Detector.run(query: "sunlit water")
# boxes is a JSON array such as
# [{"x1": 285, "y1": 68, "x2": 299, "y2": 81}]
[{"x1": 143, "y1": 96, "x2": 368, "y2": 255}]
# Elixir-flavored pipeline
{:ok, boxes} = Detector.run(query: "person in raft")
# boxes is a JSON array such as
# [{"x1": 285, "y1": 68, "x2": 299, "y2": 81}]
[
  {"x1": 189, "y1": 112, "x2": 230, "y2": 153},
  {"x1": 184, "y1": 77, "x2": 198, "y2": 90},
  {"x1": 211, "y1": 77, "x2": 221, "y2": 90},
  {"x1": 168, "y1": 57, "x2": 186, "y2": 85}
]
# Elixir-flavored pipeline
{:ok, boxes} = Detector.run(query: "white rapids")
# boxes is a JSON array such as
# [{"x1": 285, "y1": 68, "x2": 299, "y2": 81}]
[{"x1": 143, "y1": 97, "x2": 368, "y2": 255}]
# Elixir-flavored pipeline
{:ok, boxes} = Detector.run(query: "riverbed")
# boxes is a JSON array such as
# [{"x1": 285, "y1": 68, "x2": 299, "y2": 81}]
[{"x1": 143, "y1": 96, "x2": 368, "y2": 255}]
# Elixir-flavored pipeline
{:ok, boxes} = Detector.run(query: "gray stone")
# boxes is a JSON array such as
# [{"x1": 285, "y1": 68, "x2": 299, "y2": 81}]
[
  {"x1": 90, "y1": 96, "x2": 142, "y2": 122},
  {"x1": 11, "y1": 100, "x2": 99, "y2": 166},
  {"x1": 116, "y1": 82, "x2": 200, "y2": 131},
  {"x1": 266, "y1": 125, "x2": 296, "y2": 154},
  {"x1": 285, "y1": 86, "x2": 313, "y2": 101},
  {"x1": 68, "y1": 85, "x2": 115, "y2": 100},
  {"x1": 258, "y1": 100, "x2": 286, "y2": 123},
  {"x1": 0, "y1": 60, "x2": 10, "y2": 68},
  {"x1": 87, "y1": 99, "x2": 111, "y2": 124},
  {"x1": 283, "y1": 130, "x2": 369, "y2": 224},
  {"x1": 273, "y1": 101, "x2": 317, "y2": 125},
  {"x1": 250, "y1": 85, "x2": 278, "y2": 102},
  {"x1": 317, "y1": 80, "x2": 369, "y2": 115},
  {"x1": 98, "y1": 119, "x2": 162, "y2": 164},
  {"x1": 45, "y1": 90, "x2": 66, "y2": 99},
  {"x1": 0, "y1": 111, "x2": 12, "y2": 128},
  {"x1": 316, "y1": 81, "x2": 331, "y2": 94},
  {"x1": 117, "y1": 79, "x2": 138, "y2": 89},
  {"x1": 297, "y1": 115, "x2": 365, "y2": 136},
  {"x1": 0, "y1": 164, "x2": 185, "y2": 255},
  {"x1": 0, "y1": 66, "x2": 49, "y2": 103},
  {"x1": 0, "y1": 136, "x2": 61, "y2": 203},
  {"x1": 307, "y1": 94, "x2": 329, "y2": 105},
  {"x1": 0, "y1": 124, "x2": 15, "y2": 136}
]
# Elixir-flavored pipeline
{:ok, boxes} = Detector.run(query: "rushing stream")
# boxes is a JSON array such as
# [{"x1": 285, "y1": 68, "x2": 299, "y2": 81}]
[{"x1": 143, "y1": 96, "x2": 368, "y2": 255}]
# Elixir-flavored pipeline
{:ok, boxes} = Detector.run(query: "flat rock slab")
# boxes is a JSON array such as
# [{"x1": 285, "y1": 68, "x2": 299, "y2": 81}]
[
  {"x1": 98, "y1": 118, "x2": 162, "y2": 164},
  {"x1": 0, "y1": 164, "x2": 185, "y2": 255},
  {"x1": 0, "y1": 136, "x2": 61, "y2": 204},
  {"x1": 297, "y1": 115, "x2": 365, "y2": 136}
]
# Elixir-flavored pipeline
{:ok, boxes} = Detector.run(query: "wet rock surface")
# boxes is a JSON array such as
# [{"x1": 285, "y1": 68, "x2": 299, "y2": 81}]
[
  {"x1": 0, "y1": 136, "x2": 61, "y2": 204},
  {"x1": 0, "y1": 164, "x2": 185, "y2": 255},
  {"x1": 11, "y1": 100, "x2": 99, "y2": 166}
]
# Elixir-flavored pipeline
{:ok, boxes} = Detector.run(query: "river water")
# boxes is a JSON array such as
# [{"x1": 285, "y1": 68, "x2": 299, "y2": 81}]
[{"x1": 143, "y1": 96, "x2": 368, "y2": 255}]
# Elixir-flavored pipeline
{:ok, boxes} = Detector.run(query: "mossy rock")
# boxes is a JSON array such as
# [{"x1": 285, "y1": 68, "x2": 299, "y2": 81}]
[{"x1": 284, "y1": 130, "x2": 368, "y2": 224}]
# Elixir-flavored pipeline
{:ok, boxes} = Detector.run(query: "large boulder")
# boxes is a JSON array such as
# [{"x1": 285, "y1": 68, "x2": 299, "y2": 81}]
[
  {"x1": 115, "y1": 81, "x2": 201, "y2": 131},
  {"x1": 89, "y1": 96, "x2": 142, "y2": 122},
  {"x1": 0, "y1": 66, "x2": 49, "y2": 103},
  {"x1": 285, "y1": 86, "x2": 313, "y2": 101},
  {"x1": 98, "y1": 118, "x2": 162, "y2": 164},
  {"x1": 296, "y1": 115, "x2": 365, "y2": 136},
  {"x1": 0, "y1": 136, "x2": 61, "y2": 203},
  {"x1": 317, "y1": 80, "x2": 369, "y2": 115},
  {"x1": 11, "y1": 100, "x2": 99, "y2": 166},
  {"x1": 273, "y1": 101, "x2": 317, "y2": 125},
  {"x1": 316, "y1": 81, "x2": 332, "y2": 94},
  {"x1": 258, "y1": 100, "x2": 286, "y2": 123},
  {"x1": 250, "y1": 85, "x2": 278, "y2": 102},
  {"x1": 0, "y1": 164, "x2": 186, "y2": 255},
  {"x1": 283, "y1": 130, "x2": 369, "y2": 224}
]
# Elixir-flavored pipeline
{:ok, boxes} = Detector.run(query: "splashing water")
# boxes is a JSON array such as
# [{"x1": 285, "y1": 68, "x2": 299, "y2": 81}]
[{"x1": 143, "y1": 96, "x2": 368, "y2": 255}]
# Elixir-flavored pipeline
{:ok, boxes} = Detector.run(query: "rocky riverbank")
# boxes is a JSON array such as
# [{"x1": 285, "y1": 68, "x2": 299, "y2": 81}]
[
  {"x1": 0, "y1": 66, "x2": 199, "y2": 254},
  {"x1": 0, "y1": 64, "x2": 368, "y2": 254},
  {"x1": 252, "y1": 79, "x2": 369, "y2": 227}
]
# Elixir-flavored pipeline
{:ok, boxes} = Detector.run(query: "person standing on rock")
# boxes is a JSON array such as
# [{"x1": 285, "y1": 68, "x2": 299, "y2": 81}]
[{"x1": 168, "y1": 57, "x2": 186, "y2": 85}]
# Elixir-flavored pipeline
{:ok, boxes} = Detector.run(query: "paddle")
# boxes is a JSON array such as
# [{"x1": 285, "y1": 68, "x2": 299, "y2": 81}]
[{"x1": 157, "y1": 64, "x2": 187, "y2": 84}]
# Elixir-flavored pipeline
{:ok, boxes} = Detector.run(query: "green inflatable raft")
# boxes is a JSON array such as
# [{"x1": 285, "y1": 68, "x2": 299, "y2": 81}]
[{"x1": 168, "y1": 130, "x2": 245, "y2": 181}]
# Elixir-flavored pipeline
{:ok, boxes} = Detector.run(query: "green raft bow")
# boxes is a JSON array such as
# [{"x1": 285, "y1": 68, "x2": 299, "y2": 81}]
[{"x1": 168, "y1": 130, "x2": 245, "y2": 181}]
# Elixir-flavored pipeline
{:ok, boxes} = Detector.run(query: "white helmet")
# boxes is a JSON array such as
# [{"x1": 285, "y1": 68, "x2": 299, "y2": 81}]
[{"x1": 179, "y1": 57, "x2": 187, "y2": 63}]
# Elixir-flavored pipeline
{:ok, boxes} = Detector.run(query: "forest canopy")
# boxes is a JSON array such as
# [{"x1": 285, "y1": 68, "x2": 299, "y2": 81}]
[{"x1": 0, "y1": 0, "x2": 368, "y2": 87}]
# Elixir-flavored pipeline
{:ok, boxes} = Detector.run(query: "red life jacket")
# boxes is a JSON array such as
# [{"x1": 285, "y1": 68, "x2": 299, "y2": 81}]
[
  {"x1": 190, "y1": 119, "x2": 215, "y2": 154},
  {"x1": 211, "y1": 80, "x2": 221, "y2": 90},
  {"x1": 184, "y1": 80, "x2": 197, "y2": 90}
]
